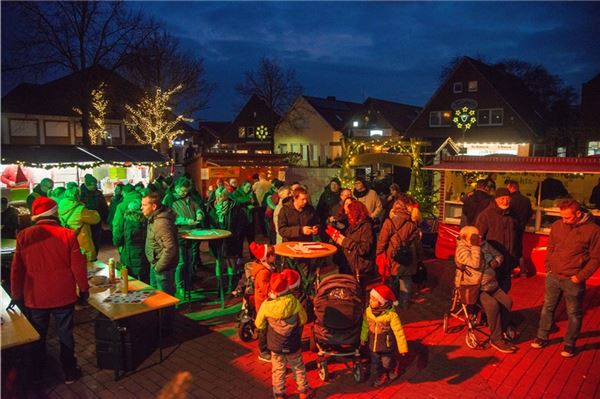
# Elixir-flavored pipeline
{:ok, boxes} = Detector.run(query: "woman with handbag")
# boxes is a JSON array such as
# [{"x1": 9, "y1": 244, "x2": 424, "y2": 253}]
[{"x1": 455, "y1": 225, "x2": 515, "y2": 354}]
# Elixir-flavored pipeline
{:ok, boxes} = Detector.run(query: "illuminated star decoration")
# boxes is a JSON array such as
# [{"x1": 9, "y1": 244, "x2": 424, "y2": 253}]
[
  {"x1": 452, "y1": 107, "x2": 477, "y2": 130},
  {"x1": 256, "y1": 125, "x2": 269, "y2": 140}
]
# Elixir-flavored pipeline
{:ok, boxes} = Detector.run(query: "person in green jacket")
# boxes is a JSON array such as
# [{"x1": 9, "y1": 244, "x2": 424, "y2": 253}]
[
  {"x1": 112, "y1": 196, "x2": 150, "y2": 283},
  {"x1": 26, "y1": 178, "x2": 54, "y2": 211},
  {"x1": 230, "y1": 180, "x2": 257, "y2": 259},
  {"x1": 163, "y1": 177, "x2": 205, "y2": 297},
  {"x1": 110, "y1": 185, "x2": 140, "y2": 246},
  {"x1": 58, "y1": 183, "x2": 101, "y2": 261},
  {"x1": 360, "y1": 284, "x2": 408, "y2": 388}
]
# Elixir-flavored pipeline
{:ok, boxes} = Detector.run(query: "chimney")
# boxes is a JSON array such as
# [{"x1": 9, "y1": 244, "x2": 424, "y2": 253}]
[{"x1": 326, "y1": 96, "x2": 336, "y2": 101}]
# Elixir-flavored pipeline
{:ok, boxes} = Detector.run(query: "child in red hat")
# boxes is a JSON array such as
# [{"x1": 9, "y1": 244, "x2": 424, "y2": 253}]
[
  {"x1": 248, "y1": 241, "x2": 276, "y2": 362},
  {"x1": 255, "y1": 273, "x2": 313, "y2": 399},
  {"x1": 360, "y1": 284, "x2": 408, "y2": 388}
]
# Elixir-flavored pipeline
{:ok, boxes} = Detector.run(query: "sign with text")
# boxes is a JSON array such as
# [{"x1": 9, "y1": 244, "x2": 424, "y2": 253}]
[{"x1": 208, "y1": 167, "x2": 240, "y2": 179}]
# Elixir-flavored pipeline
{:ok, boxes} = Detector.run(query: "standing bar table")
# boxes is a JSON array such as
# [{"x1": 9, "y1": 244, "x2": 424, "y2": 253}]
[
  {"x1": 274, "y1": 241, "x2": 337, "y2": 296},
  {"x1": 179, "y1": 228, "x2": 232, "y2": 309},
  {"x1": 87, "y1": 261, "x2": 179, "y2": 380},
  {"x1": 1, "y1": 286, "x2": 40, "y2": 350}
]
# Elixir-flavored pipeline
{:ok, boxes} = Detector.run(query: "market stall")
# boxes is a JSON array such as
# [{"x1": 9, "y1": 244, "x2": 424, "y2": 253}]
[
  {"x1": 1, "y1": 144, "x2": 169, "y2": 202},
  {"x1": 424, "y1": 155, "x2": 600, "y2": 280}
]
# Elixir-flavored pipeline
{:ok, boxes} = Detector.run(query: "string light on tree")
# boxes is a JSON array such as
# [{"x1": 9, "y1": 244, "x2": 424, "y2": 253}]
[
  {"x1": 73, "y1": 82, "x2": 108, "y2": 145},
  {"x1": 256, "y1": 125, "x2": 269, "y2": 140},
  {"x1": 125, "y1": 84, "x2": 193, "y2": 149}
]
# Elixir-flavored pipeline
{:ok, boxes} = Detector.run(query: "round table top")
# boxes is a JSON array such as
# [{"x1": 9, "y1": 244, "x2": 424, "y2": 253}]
[
  {"x1": 1, "y1": 238, "x2": 16, "y2": 254},
  {"x1": 275, "y1": 241, "x2": 337, "y2": 259},
  {"x1": 179, "y1": 228, "x2": 232, "y2": 241}
]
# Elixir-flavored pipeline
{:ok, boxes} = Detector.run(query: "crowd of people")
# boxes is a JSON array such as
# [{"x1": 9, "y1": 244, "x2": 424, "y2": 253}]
[{"x1": 6, "y1": 171, "x2": 599, "y2": 396}]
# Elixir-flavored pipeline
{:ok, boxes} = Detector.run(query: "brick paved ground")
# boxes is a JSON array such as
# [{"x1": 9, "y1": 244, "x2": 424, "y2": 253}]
[{"x1": 3, "y1": 242, "x2": 600, "y2": 399}]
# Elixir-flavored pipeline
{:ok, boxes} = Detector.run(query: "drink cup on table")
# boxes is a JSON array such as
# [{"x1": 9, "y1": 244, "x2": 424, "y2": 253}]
[{"x1": 120, "y1": 267, "x2": 129, "y2": 294}]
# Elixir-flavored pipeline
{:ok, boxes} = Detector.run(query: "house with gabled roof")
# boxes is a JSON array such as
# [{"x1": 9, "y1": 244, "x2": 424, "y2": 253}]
[
  {"x1": 1, "y1": 66, "x2": 196, "y2": 155},
  {"x1": 405, "y1": 57, "x2": 548, "y2": 156},
  {"x1": 275, "y1": 95, "x2": 362, "y2": 166},
  {"x1": 346, "y1": 97, "x2": 421, "y2": 139},
  {"x1": 217, "y1": 94, "x2": 280, "y2": 154}
]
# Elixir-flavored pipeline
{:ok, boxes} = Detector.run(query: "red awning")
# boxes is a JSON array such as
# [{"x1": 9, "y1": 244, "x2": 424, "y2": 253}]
[{"x1": 423, "y1": 155, "x2": 600, "y2": 174}]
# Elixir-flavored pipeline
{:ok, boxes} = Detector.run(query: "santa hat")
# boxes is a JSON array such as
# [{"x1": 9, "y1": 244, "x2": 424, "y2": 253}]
[
  {"x1": 269, "y1": 273, "x2": 289, "y2": 299},
  {"x1": 370, "y1": 285, "x2": 398, "y2": 306},
  {"x1": 281, "y1": 269, "x2": 300, "y2": 290},
  {"x1": 31, "y1": 196, "x2": 58, "y2": 220},
  {"x1": 249, "y1": 242, "x2": 269, "y2": 262}
]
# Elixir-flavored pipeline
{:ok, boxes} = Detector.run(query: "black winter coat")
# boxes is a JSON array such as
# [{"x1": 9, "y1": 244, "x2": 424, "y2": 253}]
[
  {"x1": 462, "y1": 190, "x2": 493, "y2": 226},
  {"x1": 509, "y1": 191, "x2": 533, "y2": 230},
  {"x1": 277, "y1": 201, "x2": 319, "y2": 242},
  {"x1": 340, "y1": 218, "x2": 375, "y2": 278},
  {"x1": 475, "y1": 202, "x2": 517, "y2": 272}
]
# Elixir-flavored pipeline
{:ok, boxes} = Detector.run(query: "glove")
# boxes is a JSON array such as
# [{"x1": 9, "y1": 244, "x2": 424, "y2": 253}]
[
  {"x1": 6, "y1": 298, "x2": 23, "y2": 311},
  {"x1": 376, "y1": 253, "x2": 391, "y2": 281},
  {"x1": 79, "y1": 291, "x2": 90, "y2": 302}
]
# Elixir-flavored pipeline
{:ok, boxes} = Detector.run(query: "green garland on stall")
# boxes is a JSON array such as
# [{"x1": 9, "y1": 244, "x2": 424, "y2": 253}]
[{"x1": 11, "y1": 159, "x2": 174, "y2": 170}]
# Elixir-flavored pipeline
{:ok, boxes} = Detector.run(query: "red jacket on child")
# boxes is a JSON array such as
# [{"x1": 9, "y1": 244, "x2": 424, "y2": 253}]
[{"x1": 11, "y1": 219, "x2": 89, "y2": 309}]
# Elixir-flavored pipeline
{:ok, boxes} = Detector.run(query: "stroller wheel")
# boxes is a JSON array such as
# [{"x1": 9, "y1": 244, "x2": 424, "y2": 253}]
[
  {"x1": 317, "y1": 360, "x2": 329, "y2": 382},
  {"x1": 465, "y1": 330, "x2": 479, "y2": 349},
  {"x1": 443, "y1": 313, "x2": 449, "y2": 334},
  {"x1": 238, "y1": 321, "x2": 255, "y2": 342},
  {"x1": 352, "y1": 361, "x2": 366, "y2": 383}
]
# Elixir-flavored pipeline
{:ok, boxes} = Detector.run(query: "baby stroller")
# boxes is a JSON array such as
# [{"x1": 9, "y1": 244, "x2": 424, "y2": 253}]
[
  {"x1": 237, "y1": 262, "x2": 257, "y2": 342},
  {"x1": 312, "y1": 274, "x2": 368, "y2": 383},
  {"x1": 442, "y1": 265, "x2": 490, "y2": 349}
]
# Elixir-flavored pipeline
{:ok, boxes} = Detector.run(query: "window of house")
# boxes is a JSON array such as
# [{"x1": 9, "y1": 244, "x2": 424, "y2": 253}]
[
  {"x1": 468, "y1": 80, "x2": 478, "y2": 92},
  {"x1": 290, "y1": 143, "x2": 299, "y2": 154},
  {"x1": 491, "y1": 109, "x2": 504, "y2": 125},
  {"x1": 557, "y1": 147, "x2": 567, "y2": 157},
  {"x1": 301, "y1": 144, "x2": 308, "y2": 161},
  {"x1": 279, "y1": 144, "x2": 288, "y2": 154},
  {"x1": 453, "y1": 82, "x2": 463, "y2": 93},
  {"x1": 478, "y1": 108, "x2": 504, "y2": 126},
  {"x1": 588, "y1": 141, "x2": 600, "y2": 155},
  {"x1": 353, "y1": 121, "x2": 359, "y2": 127},
  {"x1": 238, "y1": 127, "x2": 246, "y2": 138},
  {"x1": 247, "y1": 126, "x2": 254, "y2": 138},
  {"x1": 311, "y1": 144, "x2": 319, "y2": 161},
  {"x1": 429, "y1": 111, "x2": 452, "y2": 127}
]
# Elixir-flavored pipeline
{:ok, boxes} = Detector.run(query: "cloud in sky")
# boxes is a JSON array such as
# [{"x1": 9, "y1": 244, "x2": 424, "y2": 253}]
[{"x1": 4, "y1": 2, "x2": 599, "y2": 121}]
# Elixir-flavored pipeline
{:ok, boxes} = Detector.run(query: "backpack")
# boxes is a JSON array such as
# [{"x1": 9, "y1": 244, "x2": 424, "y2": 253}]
[{"x1": 391, "y1": 218, "x2": 418, "y2": 265}]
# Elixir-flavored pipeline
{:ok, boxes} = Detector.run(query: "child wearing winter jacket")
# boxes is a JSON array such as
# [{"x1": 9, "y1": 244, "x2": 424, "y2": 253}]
[
  {"x1": 255, "y1": 273, "x2": 313, "y2": 399},
  {"x1": 248, "y1": 242, "x2": 277, "y2": 362},
  {"x1": 360, "y1": 284, "x2": 408, "y2": 388}
]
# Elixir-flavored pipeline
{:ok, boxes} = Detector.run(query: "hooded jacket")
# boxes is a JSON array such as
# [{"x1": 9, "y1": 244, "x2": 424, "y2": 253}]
[
  {"x1": 250, "y1": 261, "x2": 274, "y2": 311},
  {"x1": 376, "y1": 209, "x2": 418, "y2": 277},
  {"x1": 255, "y1": 293, "x2": 307, "y2": 354},
  {"x1": 340, "y1": 218, "x2": 375, "y2": 277},
  {"x1": 58, "y1": 197, "x2": 101, "y2": 260},
  {"x1": 80, "y1": 184, "x2": 109, "y2": 222},
  {"x1": 360, "y1": 306, "x2": 408, "y2": 354},
  {"x1": 113, "y1": 200, "x2": 149, "y2": 277},
  {"x1": 111, "y1": 191, "x2": 142, "y2": 236},
  {"x1": 546, "y1": 211, "x2": 600, "y2": 281},
  {"x1": 11, "y1": 219, "x2": 88, "y2": 308},
  {"x1": 145, "y1": 206, "x2": 179, "y2": 272},
  {"x1": 455, "y1": 238, "x2": 503, "y2": 292},
  {"x1": 277, "y1": 200, "x2": 319, "y2": 242}
]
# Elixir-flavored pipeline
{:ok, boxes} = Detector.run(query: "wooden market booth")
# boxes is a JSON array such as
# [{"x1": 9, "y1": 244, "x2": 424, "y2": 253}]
[
  {"x1": 184, "y1": 152, "x2": 289, "y2": 196},
  {"x1": 424, "y1": 155, "x2": 600, "y2": 281}
]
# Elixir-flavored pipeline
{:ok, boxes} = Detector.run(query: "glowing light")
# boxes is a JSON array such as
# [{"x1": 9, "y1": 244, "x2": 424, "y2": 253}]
[
  {"x1": 256, "y1": 125, "x2": 269, "y2": 140},
  {"x1": 454, "y1": 106, "x2": 477, "y2": 131}
]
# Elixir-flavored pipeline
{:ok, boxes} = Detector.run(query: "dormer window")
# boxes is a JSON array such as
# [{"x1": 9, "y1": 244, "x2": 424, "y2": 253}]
[
  {"x1": 453, "y1": 82, "x2": 463, "y2": 93},
  {"x1": 238, "y1": 127, "x2": 246, "y2": 138},
  {"x1": 468, "y1": 80, "x2": 478, "y2": 92}
]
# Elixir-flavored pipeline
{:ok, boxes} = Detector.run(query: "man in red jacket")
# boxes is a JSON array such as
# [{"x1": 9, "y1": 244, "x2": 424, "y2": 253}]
[{"x1": 10, "y1": 196, "x2": 89, "y2": 384}]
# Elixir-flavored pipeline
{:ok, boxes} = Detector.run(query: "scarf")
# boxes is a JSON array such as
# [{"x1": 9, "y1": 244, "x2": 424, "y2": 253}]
[{"x1": 353, "y1": 188, "x2": 368, "y2": 199}]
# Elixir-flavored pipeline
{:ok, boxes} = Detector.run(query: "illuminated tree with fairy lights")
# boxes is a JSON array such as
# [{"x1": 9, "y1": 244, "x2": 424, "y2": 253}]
[
  {"x1": 125, "y1": 85, "x2": 193, "y2": 149},
  {"x1": 74, "y1": 82, "x2": 108, "y2": 145}
]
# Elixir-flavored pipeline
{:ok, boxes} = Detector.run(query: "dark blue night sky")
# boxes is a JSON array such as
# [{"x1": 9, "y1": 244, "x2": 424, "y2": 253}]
[
  {"x1": 140, "y1": 1, "x2": 600, "y2": 121},
  {"x1": 4, "y1": 2, "x2": 600, "y2": 122}
]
